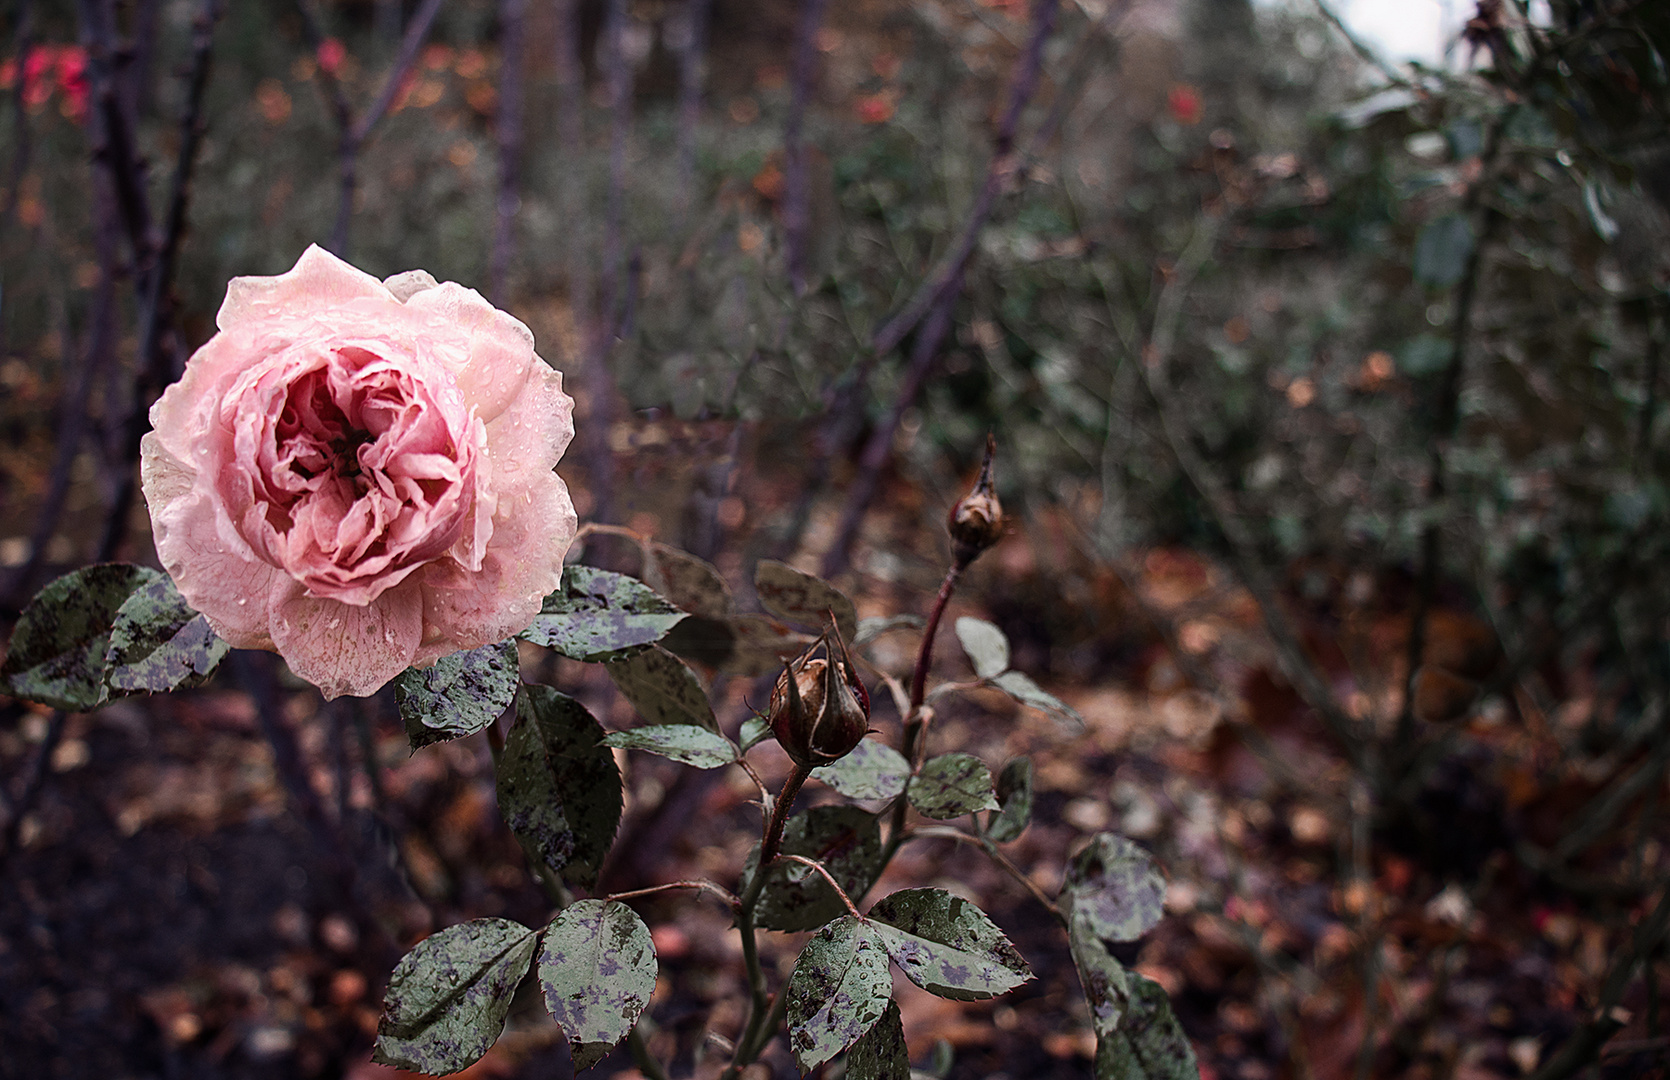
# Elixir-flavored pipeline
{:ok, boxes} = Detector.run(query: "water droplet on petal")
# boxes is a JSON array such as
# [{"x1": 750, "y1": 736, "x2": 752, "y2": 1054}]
[
  {"x1": 237, "y1": 597, "x2": 248, "y2": 606},
  {"x1": 327, "y1": 617, "x2": 342, "y2": 630}
]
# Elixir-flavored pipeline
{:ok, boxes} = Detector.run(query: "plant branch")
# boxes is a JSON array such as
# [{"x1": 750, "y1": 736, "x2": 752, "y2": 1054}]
[
  {"x1": 606, "y1": 879, "x2": 741, "y2": 909},
  {"x1": 490, "y1": 0, "x2": 527, "y2": 307},
  {"x1": 780, "y1": 854, "x2": 860, "y2": 916},
  {"x1": 782, "y1": 0, "x2": 830, "y2": 294},
  {"x1": 910, "y1": 825, "x2": 1066, "y2": 924}
]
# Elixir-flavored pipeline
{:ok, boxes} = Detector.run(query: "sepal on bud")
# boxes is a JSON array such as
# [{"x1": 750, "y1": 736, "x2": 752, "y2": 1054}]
[
  {"x1": 947, "y1": 434, "x2": 1004, "y2": 566},
  {"x1": 769, "y1": 614, "x2": 871, "y2": 768}
]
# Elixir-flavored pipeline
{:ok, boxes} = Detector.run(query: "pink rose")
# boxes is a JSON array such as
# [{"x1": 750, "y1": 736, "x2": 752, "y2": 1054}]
[{"x1": 140, "y1": 245, "x2": 577, "y2": 698}]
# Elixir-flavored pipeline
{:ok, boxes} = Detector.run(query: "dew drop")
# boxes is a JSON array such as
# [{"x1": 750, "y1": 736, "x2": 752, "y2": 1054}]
[
  {"x1": 237, "y1": 597, "x2": 248, "y2": 606},
  {"x1": 327, "y1": 617, "x2": 342, "y2": 630}
]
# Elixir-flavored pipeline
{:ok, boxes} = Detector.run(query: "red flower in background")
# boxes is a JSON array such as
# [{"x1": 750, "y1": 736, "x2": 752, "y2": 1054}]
[
  {"x1": 2, "y1": 44, "x2": 89, "y2": 122},
  {"x1": 316, "y1": 37, "x2": 346, "y2": 77},
  {"x1": 1167, "y1": 83, "x2": 1202, "y2": 126}
]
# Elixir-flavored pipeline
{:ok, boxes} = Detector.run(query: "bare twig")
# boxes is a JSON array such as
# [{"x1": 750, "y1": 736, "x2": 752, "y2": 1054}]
[
  {"x1": 1311, "y1": 0, "x2": 1415, "y2": 87},
  {"x1": 782, "y1": 0, "x2": 831, "y2": 294},
  {"x1": 98, "y1": 0, "x2": 225, "y2": 563},
  {"x1": 1392, "y1": 108, "x2": 1513, "y2": 753},
  {"x1": 490, "y1": 0, "x2": 528, "y2": 307},
  {"x1": 911, "y1": 825, "x2": 1066, "y2": 924},
  {"x1": 673, "y1": 0, "x2": 711, "y2": 224},
  {"x1": 296, "y1": 0, "x2": 445, "y2": 256},
  {"x1": 605, "y1": 878, "x2": 741, "y2": 909},
  {"x1": 0, "y1": 711, "x2": 65, "y2": 866}
]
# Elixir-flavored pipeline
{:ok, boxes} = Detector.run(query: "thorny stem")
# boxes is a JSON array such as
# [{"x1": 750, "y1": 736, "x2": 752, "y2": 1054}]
[
  {"x1": 908, "y1": 563, "x2": 965, "y2": 730},
  {"x1": 721, "y1": 762, "x2": 813, "y2": 1079}
]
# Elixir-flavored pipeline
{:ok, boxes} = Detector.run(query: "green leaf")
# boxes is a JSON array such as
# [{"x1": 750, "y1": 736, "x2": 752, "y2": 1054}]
[
  {"x1": 985, "y1": 757, "x2": 1034, "y2": 843},
  {"x1": 1069, "y1": 912, "x2": 1131, "y2": 1038},
  {"x1": 908, "y1": 753, "x2": 1000, "y2": 820},
  {"x1": 753, "y1": 805, "x2": 884, "y2": 932},
  {"x1": 662, "y1": 613, "x2": 807, "y2": 676},
  {"x1": 954, "y1": 617, "x2": 1010, "y2": 679},
  {"x1": 1413, "y1": 212, "x2": 1474, "y2": 288},
  {"x1": 992, "y1": 670, "x2": 1085, "y2": 730},
  {"x1": 811, "y1": 738, "x2": 911, "y2": 801},
  {"x1": 755, "y1": 559, "x2": 858, "y2": 642},
  {"x1": 868, "y1": 888, "x2": 1032, "y2": 1001},
  {"x1": 395, "y1": 640, "x2": 520, "y2": 750},
  {"x1": 785, "y1": 916, "x2": 893, "y2": 1072},
  {"x1": 103, "y1": 574, "x2": 230, "y2": 695},
  {"x1": 738, "y1": 715, "x2": 772, "y2": 752},
  {"x1": 1093, "y1": 973, "x2": 1199, "y2": 1080},
  {"x1": 495, "y1": 685, "x2": 622, "y2": 889},
  {"x1": 373, "y1": 918, "x2": 538, "y2": 1075},
  {"x1": 604, "y1": 645, "x2": 717, "y2": 731},
  {"x1": 602, "y1": 724, "x2": 738, "y2": 769},
  {"x1": 1063, "y1": 833, "x2": 1166, "y2": 944},
  {"x1": 854, "y1": 614, "x2": 925, "y2": 647},
  {"x1": 845, "y1": 999, "x2": 909, "y2": 1080},
  {"x1": 644, "y1": 542, "x2": 734, "y2": 619},
  {"x1": 2, "y1": 564, "x2": 160, "y2": 711},
  {"x1": 518, "y1": 566, "x2": 687, "y2": 662},
  {"x1": 538, "y1": 900, "x2": 657, "y2": 1072}
]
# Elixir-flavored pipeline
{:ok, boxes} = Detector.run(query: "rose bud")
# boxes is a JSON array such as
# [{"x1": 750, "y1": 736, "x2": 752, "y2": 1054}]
[
  {"x1": 769, "y1": 616, "x2": 870, "y2": 768},
  {"x1": 947, "y1": 433, "x2": 1004, "y2": 566}
]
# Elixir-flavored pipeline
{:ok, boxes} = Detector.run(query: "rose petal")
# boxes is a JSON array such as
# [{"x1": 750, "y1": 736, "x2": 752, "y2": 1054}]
[
  {"x1": 482, "y1": 360, "x2": 574, "y2": 480},
  {"x1": 383, "y1": 269, "x2": 440, "y2": 302},
  {"x1": 218, "y1": 245, "x2": 391, "y2": 333},
  {"x1": 270, "y1": 580, "x2": 424, "y2": 699},
  {"x1": 403, "y1": 282, "x2": 537, "y2": 422},
  {"x1": 415, "y1": 473, "x2": 575, "y2": 665}
]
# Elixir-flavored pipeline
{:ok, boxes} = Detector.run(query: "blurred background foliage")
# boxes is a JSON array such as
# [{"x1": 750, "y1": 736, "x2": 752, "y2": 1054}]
[{"x1": 5, "y1": 0, "x2": 1670, "y2": 1076}]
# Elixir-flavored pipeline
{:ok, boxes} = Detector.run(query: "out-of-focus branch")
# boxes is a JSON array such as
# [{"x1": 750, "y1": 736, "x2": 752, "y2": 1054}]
[
  {"x1": 1129, "y1": 215, "x2": 1367, "y2": 771},
  {"x1": 98, "y1": 0, "x2": 225, "y2": 562},
  {"x1": 673, "y1": 0, "x2": 711, "y2": 225},
  {"x1": 1312, "y1": 0, "x2": 1414, "y2": 87},
  {"x1": 1392, "y1": 108, "x2": 1513, "y2": 754},
  {"x1": 490, "y1": 0, "x2": 527, "y2": 306},
  {"x1": 296, "y1": 0, "x2": 445, "y2": 256},
  {"x1": 821, "y1": 0, "x2": 1061, "y2": 578},
  {"x1": 782, "y1": 0, "x2": 830, "y2": 295}
]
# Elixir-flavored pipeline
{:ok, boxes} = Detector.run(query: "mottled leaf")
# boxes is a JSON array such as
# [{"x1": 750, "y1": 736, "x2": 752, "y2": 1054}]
[
  {"x1": 604, "y1": 645, "x2": 717, "y2": 731},
  {"x1": 1064, "y1": 833, "x2": 1166, "y2": 944},
  {"x1": 395, "y1": 640, "x2": 520, "y2": 750},
  {"x1": 1069, "y1": 911, "x2": 1131, "y2": 1038},
  {"x1": 785, "y1": 916, "x2": 893, "y2": 1072},
  {"x1": 373, "y1": 918, "x2": 538, "y2": 1075},
  {"x1": 868, "y1": 888, "x2": 1032, "y2": 1001},
  {"x1": 985, "y1": 757, "x2": 1034, "y2": 844},
  {"x1": 907, "y1": 753, "x2": 1000, "y2": 820},
  {"x1": 104, "y1": 574, "x2": 230, "y2": 695},
  {"x1": 845, "y1": 998, "x2": 909, "y2": 1080},
  {"x1": 1093, "y1": 973, "x2": 1199, "y2": 1080},
  {"x1": 2, "y1": 564, "x2": 160, "y2": 711},
  {"x1": 753, "y1": 805, "x2": 884, "y2": 932},
  {"x1": 954, "y1": 617, "x2": 1010, "y2": 679},
  {"x1": 854, "y1": 614, "x2": 925, "y2": 647},
  {"x1": 644, "y1": 543, "x2": 733, "y2": 619},
  {"x1": 1413, "y1": 212, "x2": 1474, "y2": 289},
  {"x1": 738, "y1": 715, "x2": 772, "y2": 752},
  {"x1": 811, "y1": 738, "x2": 911, "y2": 801},
  {"x1": 518, "y1": 566, "x2": 687, "y2": 662},
  {"x1": 992, "y1": 670, "x2": 1085, "y2": 730},
  {"x1": 495, "y1": 686, "x2": 622, "y2": 889},
  {"x1": 539, "y1": 901, "x2": 657, "y2": 1072},
  {"x1": 755, "y1": 560, "x2": 858, "y2": 642},
  {"x1": 602, "y1": 724, "x2": 738, "y2": 769},
  {"x1": 663, "y1": 613, "x2": 807, "y2": 676}
]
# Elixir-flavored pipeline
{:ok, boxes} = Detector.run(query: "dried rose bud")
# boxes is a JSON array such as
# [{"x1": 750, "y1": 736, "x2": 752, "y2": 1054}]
[
  {"x1": 947, "y1": 434, "x2": 1004, "y2": 566},
  {"x1": 769, "y1": 615, "x2": 870, "y2": 768}
]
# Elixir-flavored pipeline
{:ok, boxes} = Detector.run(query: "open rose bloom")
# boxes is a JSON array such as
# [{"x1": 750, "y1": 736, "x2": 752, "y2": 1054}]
[{"x1": 141, "y1": 246, "x2": 577, "y2": 698}]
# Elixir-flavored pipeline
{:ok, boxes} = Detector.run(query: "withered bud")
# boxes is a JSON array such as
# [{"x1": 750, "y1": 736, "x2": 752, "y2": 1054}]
[
  {"x1": 769, "y1": 615, "x2": 871, "y2": 769},
  {"x1": 947, "y1": 434, "x2": 1004, "y2": 566}
]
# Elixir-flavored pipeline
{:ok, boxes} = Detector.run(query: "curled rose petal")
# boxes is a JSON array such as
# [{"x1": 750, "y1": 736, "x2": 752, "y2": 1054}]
[{"x1": 141, "y1": 245, "x2": 577, "y2": 699}]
